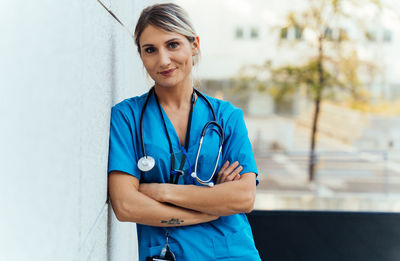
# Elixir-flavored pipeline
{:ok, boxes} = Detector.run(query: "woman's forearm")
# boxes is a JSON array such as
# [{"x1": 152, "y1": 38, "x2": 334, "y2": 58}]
[
  {"x1": 108, "y1": 171, "x2": 218, "y2": 227},
  {"x1": 139, "y1": 173, "x2": 257, "y2": 216},
  {"x1": 115, "y1": 188, "x2": 218, "y2": 227}
]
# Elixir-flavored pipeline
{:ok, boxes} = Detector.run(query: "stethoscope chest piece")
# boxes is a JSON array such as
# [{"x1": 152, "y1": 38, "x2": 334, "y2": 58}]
[{"x1": 138, "y1": 156, "x2": 155, "y2": 172}]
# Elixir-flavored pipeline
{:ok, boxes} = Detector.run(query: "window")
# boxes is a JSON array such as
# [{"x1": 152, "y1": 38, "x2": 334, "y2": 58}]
[
  {"x1": 294, "y1": 26, "x2": 302, "y2": 40},
  {"x1": 235, "y1": 27, "x2": 244, "y2": 39},
  {"x1": 280, "y1": 27, "x2": 289, "y2": 39},
  {"x1": 250, "y1": 27, "x2": 259, "y2": 39},
  {"x1": 235, "y1": 26, "x2": 260, "y2": 40},
  {"x1": 383, "y1": 30, "x2": 392, "y2": 43},
  {"x1": 280, "y1": 26, "x2": 302, "y2": 41}
]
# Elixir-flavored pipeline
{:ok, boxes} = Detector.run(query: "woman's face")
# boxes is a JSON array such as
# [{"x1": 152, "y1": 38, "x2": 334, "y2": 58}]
[{"x1": 139, "y1": 25, "x2": 199, "y2": 89}]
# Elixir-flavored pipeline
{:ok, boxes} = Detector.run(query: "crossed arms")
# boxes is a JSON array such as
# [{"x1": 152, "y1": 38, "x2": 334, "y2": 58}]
[{"x1": 108, "y1": 161, "x2": 257, "y2": 227}]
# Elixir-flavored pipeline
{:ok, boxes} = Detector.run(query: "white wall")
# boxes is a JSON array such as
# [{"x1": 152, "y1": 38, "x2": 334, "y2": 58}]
[
  {"x1": 0, "y1": 0, "x2": 157, "y2": 260},
  {"x1": 107, "y1": 0, "x2": 149, "y2": 260}
]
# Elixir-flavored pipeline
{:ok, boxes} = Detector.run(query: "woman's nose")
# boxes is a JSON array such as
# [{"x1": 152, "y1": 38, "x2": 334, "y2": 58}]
[{"x1": 158, "y1": 49, "x2": 171, "y2": 67}]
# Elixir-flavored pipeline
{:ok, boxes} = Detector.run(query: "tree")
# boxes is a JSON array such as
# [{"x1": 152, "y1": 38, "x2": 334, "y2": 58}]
[
  {"x1": 237, "y1": 0, "x2": 386, "y2": 182},
  {"x1": 267, "y1": 54, "x2": 374, "y2": 182}
]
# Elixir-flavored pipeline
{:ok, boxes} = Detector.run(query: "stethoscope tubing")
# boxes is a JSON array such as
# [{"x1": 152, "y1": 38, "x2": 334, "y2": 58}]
[
  {"x1": 139, "y1": 87, "x2": 224, "y2": 186},
  {"x1": 139, "y1": 88, "x2": 153, "y2": 160},
  {"x1": 193, "y1": 137, "x2": 223, "y2": 184}
]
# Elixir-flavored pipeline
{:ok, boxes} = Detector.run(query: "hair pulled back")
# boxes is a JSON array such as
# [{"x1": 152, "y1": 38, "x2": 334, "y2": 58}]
[{"x1": 134, "y1": 3, "x2": 199, "y2": 65}]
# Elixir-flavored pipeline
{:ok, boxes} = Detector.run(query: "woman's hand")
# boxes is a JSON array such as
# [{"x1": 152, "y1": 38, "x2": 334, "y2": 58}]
[
  {"x1": 216, "y1": 161, "x2": 243, "y2": 184},
  {"x1": 139, "y1": 160, "x2": 243, "y2": 201}
]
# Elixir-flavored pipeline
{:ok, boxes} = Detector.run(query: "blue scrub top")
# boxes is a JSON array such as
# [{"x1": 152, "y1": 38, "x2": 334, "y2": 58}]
[{"x1": 108, "y1": 90, "x2": 261, "y2": 261}]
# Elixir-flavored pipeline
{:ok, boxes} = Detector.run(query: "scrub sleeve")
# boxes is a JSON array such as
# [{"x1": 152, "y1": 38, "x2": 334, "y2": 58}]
[
  {"x1": 221, "y1": 107, "x2": 259, "y2": 185},
  {"x1": 108, "y1": 106, "x2": 141, "y2": 180}
]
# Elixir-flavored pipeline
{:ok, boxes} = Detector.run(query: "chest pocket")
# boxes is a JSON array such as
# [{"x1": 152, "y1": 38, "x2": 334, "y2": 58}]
[
  {"x1": 194, "y1": 128, "x2": 223, "y2": 184},
  {"x1": 143, "y1": 143, "x2": 194, "y2": 184}
]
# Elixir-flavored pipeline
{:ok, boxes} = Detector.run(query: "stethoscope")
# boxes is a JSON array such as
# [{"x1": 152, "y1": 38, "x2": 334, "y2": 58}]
[{"x1": 137, "y1": 87, "x2": 224, "y2": 187}]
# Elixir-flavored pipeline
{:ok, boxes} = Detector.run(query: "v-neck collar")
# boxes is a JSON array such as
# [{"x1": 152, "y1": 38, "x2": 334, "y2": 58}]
[{"x1": 153, "y1": 89, "x2": 197, "y2": 151}]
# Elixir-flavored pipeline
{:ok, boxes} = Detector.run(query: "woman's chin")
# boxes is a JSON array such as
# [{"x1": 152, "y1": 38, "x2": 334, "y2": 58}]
[{"x1": 155, "y1": 79, "x2": 180, "y2": 89}]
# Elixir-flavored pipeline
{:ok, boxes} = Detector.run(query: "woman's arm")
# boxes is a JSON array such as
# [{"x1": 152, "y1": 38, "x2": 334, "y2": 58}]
[
  {"x1": 139, "y1": 172, "x2": 257, "y2": 216},
  {"x1": 108, "y1": 171, "x2": 218, "y2": 227}
]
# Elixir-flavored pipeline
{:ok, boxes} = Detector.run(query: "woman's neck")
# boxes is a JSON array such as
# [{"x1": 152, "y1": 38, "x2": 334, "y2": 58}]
[{"x1": 154, "y1": 81, "x2": 194, "y2": 110}]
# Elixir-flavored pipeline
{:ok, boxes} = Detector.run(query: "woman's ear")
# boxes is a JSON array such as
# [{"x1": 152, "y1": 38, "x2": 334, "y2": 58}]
[{"x1": 192, "y1": 36, "x2": 200, "y2": 56}]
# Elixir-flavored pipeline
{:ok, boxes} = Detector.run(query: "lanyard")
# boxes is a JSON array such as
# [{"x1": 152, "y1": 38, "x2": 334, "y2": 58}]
[{"x1": 153, "y1": 88, "x2": 195, "y2": 184}]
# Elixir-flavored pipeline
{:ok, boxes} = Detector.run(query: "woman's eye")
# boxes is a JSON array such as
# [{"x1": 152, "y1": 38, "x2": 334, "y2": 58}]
[
  {"x1": 168, "y1": 42, "x2": 179, "y2": 49},
  {"x1": 144, "y1": 47, "x2": 155, "y2": 54}
]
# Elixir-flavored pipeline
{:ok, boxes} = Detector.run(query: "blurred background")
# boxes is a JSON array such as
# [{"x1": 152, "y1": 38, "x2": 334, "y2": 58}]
[
  {"x1": 1, "y1": 0, "x2": 399, "y2": 260},
  {"x1": 176, "y1": 0, "x2": 400, "y2": 212}
]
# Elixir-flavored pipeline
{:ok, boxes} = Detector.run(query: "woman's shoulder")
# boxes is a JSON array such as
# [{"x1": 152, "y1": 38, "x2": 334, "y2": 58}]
[{"x1": 112, "y1": 91, "x2": 149, "y2": 115}]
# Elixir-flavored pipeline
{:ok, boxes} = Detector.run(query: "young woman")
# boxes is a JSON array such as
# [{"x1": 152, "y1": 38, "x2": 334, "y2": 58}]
[{"x1": 107, "y1": 3, "x2": 261, "y2": 260}]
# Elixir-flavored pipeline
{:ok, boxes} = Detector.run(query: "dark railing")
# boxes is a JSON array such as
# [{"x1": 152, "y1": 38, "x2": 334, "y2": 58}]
[{"x1": 247, "y1": 210, "x2": 400, "y2": 261}]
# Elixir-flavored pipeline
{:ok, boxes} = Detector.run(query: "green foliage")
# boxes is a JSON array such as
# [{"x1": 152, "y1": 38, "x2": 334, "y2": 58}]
[
  {"x1": 233, "y1": 0, "x2": 386, "y2": 180},
  {"x1": 257, "y1": 59, "x2": 339, "y2": 102},
  {"x1": 236, "y1": 0, "x2": 382, "y2": 107}
]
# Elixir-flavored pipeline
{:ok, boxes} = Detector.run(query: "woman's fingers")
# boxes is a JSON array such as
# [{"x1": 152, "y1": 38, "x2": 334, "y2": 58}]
[
  {"x1": 223, "y1": 165, "x2": 243, "y2": 182},
  {"x1": 233, "y1": 173, "x2": 241, "y2": 181},
  {"x1": 224, "y1": 161, "x2": 239, "y2": 177},
  {"x1": 218, "y1": 161, "x2": 236, "y2": 184},
  {"x1": 216, "y1": 160, "x2": 230, "y2": 184},
  {"x1": 219, "y1": 160, "x2": 230, "y2": 174},
  {"x1": 217, "y1": 161, "x2": 243, "y2": 184}
]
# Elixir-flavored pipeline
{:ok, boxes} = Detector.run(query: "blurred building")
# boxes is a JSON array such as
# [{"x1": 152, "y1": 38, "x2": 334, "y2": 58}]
[
  {"x1": 177, "y1": 0, "x2": 400, "y2": 153},
  {"x1": 178, "y1": 0, "x2": 400, "y2": 111}
]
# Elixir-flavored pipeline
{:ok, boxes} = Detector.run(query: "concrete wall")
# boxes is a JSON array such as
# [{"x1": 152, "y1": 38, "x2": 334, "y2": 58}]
[{"x1": 0, "y1": 0, "x2": 159, "y2": 260}]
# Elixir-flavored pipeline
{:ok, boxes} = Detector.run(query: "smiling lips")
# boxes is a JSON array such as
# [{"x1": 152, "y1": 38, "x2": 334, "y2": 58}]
[{"x1": 159, "y1": 68, "x2": 176, "y2": 77}]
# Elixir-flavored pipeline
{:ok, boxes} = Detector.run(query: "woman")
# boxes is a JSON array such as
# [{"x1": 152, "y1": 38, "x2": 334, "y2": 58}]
[{"x1": 107, "y1": 3, "x2": 260, "y2": 260}]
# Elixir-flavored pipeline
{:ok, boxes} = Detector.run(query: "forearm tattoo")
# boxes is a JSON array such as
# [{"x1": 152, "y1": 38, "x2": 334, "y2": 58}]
[{"x1": 161, "y1": 218, "x2": 184, "y2": 225}]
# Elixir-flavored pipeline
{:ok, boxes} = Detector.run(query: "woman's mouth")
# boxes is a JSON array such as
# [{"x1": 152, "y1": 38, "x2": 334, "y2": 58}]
[{"x1": 160, "y1": 68, "x2": 176, "y2": 77}]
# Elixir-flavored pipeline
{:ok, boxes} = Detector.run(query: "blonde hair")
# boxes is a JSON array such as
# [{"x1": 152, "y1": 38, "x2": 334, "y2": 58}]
[{"x1": 134, "y1": 3, "x2": 200, "y2": 65}]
